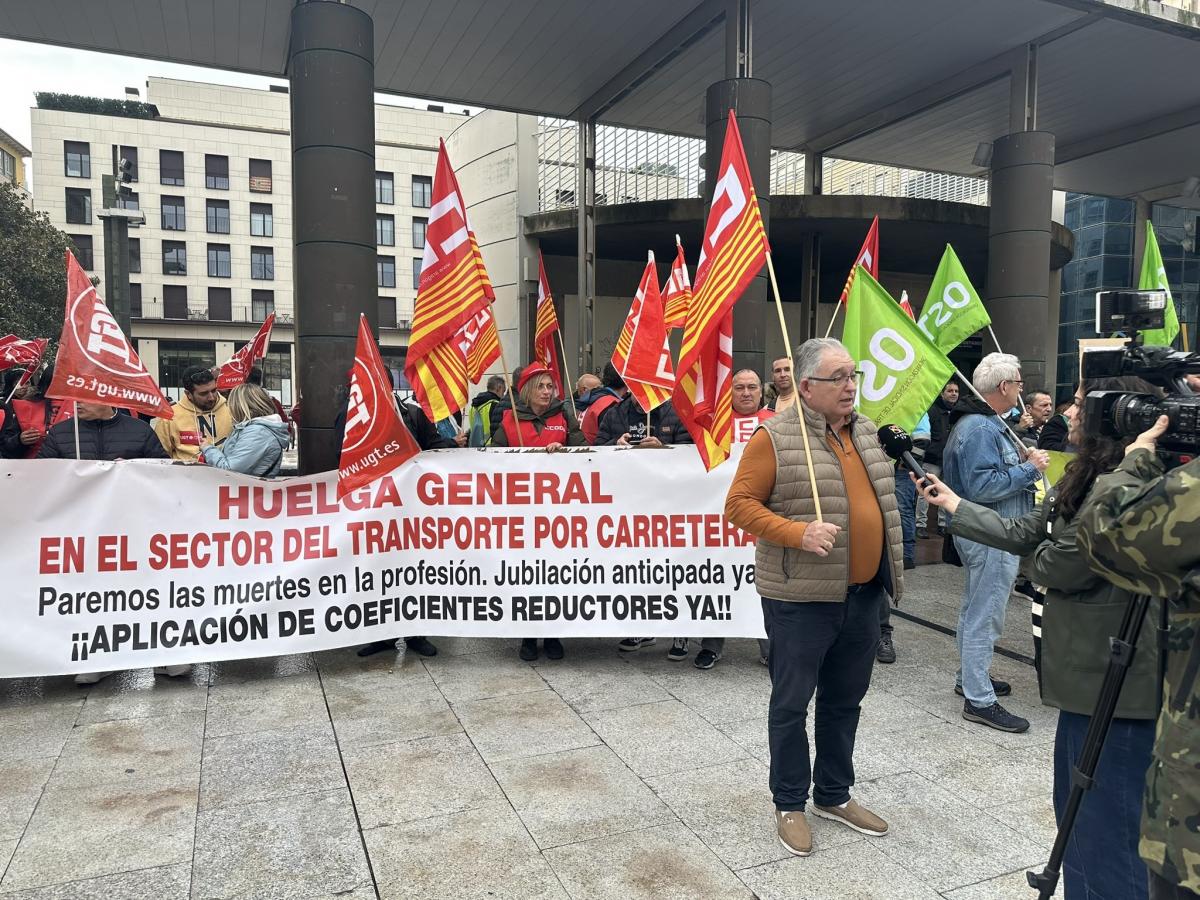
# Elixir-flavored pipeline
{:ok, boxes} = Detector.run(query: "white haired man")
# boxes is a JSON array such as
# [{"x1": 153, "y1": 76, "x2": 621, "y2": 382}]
[{"x1": 942, "y1": 353, "x2": 1049, "y2": 733}]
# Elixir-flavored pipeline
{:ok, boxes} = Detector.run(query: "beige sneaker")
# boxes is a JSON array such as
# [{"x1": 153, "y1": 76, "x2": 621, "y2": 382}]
[
  {"x1": 775, "y1": 809, "x2": 812, "y2": 856},
  {"x1": 811, "y1": 799, "x2": 888, "y2": 836}
]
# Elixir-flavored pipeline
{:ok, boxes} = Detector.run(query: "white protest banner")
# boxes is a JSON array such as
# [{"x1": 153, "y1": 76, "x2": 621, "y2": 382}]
[{"x1": 0, "y1": 446, "x2": 763, "y2": 677}]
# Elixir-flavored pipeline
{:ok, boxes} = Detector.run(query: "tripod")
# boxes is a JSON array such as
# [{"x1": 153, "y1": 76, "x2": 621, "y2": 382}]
[{"x1": 1027, "y1": 593, "x2": 1168, "y2": 898}]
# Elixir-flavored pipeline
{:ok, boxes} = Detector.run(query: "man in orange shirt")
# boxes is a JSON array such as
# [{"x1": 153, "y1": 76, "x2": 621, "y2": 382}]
[{"x1": 726, "y1": 337, "x2": 904, "y2": 858}]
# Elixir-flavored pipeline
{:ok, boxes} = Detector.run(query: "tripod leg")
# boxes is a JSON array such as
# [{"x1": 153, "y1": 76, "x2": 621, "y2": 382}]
[{"x1": 1027, "y1": 594, "x2": 1153, "y2": 899}]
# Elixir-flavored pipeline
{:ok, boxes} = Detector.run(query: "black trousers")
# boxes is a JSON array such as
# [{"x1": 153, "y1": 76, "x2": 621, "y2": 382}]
[{"x1": 762, "y1": 583, "x2": 882, "y2": 811}]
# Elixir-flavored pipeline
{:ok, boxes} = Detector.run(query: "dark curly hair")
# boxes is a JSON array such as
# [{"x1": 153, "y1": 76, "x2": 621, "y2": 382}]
[{"x1": 1055, "y1": 375, "x2": 1161, "y2": 522}]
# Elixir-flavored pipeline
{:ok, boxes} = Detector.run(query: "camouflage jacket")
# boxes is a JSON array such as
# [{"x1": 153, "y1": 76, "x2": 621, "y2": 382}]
[{"x1": 1077, "y1": 448, "x2": 1200, "y2": 891}]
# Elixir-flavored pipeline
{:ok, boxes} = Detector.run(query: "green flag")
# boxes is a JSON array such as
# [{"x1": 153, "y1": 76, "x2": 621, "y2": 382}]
[
  {"x1": 918, "y1": 244, "x2": 992, "y2": 354},
  {"x1": 843, "y1": 266, "x2": 957, "y2": 432},
  {"x1": 1136, "y1": 221, "x2": 1181, "y2": 347}
]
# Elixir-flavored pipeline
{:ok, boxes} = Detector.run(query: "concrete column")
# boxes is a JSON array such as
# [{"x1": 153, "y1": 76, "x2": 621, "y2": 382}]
[
  {"x1": 986, "y1": 131, "x2": 1055, "y2": 386},
  {"x1": 705, "y1": 76, "x2": 772, "y2": 379},
  {"x1": 799, "y1": 152, "x2": 823, "y2": 343},
  {"x1": 289, "y1": 1, "x2": 376, "y2": 474},
  {"x1": 1132, "y1": 196, "x2": 1152, "y2": 276},
  {"x1": 576, "y1": 119, "x2": 597, "y2": 376}
]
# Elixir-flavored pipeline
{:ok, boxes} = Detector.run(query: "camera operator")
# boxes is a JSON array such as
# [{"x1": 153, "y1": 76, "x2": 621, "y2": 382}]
[
  {"x1": 916, "y1": 375, "x2": 1164, "y2": 900},
  {"x1": 1077, "y1": 413, "x2": 1200, "y2": 900}
]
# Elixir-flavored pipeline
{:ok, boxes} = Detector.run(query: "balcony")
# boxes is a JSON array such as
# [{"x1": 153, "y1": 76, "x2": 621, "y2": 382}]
[{"x1": 134, "y1": 299, "x2": 293, "y2": 326}]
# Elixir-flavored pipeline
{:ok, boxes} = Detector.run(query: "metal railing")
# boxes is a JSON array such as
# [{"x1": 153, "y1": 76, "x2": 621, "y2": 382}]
[{"x1": 134, "y1": 299, "x2": 292, "y2": 325}]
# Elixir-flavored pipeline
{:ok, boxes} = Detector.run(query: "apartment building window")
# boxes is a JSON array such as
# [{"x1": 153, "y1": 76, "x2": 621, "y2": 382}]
[
  {"x1": 161, "y1": 196, "x2": 186, "y2": 231},
  {"x1": 376, "y1": 171, "x2": 394, "y2": 205},
  {"x1": 64, "y1": 141, "x2": 90, "y2": 178},
  {"x1": 162, "y1": 241, "x2": 187, "y2": 276},
  {"x1": 250, "y1": 246, "x2": 274, "y2": 280},
  {"x1": 208, "y1": 287, "x2": 232, "y2": 321},
  {"x1": 159, "y1": 150, "x2": 185, "y2": 186},
  {"x1": 376, "y1": 214, "x2": 395, "y2": 247},
  {"x1": 206, "y1": 200, "x2": 230, "y2": 234},
  {"x1": 249, "y1": 159, "x2": 272, "y2": 193},
  {"x1": 205, "y1": 154, "x2": 229, "y2": 190},
  {"x1": 250, "y1": 203, "x2": 273, "y2": 237},
  {"x1": 377, "y1": 256, "x2": 396, "y2": 289},
  {"x1": 65, "y1": 188, "x2": 92, "y2": 225},
  {"x1": 128, "y1": 238, "x2": 141, "y2": 274},
  {"x1": 379, "y1": 297, "x2": 397, "y2": 329},
  {"x1": 2, "y1": 149, "x2": 17, "y2": 181},
  {"x1": 207, "y1": 244, "x2": 232, "y2": 278},
  {"x1": 129, "y1": 283, "x2": 142, "y2": 317},
  {"x1": 251, "y1": 289, "x2": 275, "y2": 322},
  {"x1": 412, "y1": 175, "x2": 432, "y2": 208},
  {"x1": 117, "y1": 145, "x2": 138, "y2": 180},
  {"x1": 123, "y1": 191, "x2": 140, "y2": 211},
  {"x1": 163, "y1": 285, "x2": 188, "y2": 319},
  {"x1": 412, "y1": 257, "x2": 423, "y2": 291},
  {"x1": 412, "y1": 217, "x2": 427, "y2": 249},
  {"x1": 69, "y1": 235, "x2": 93, "y2": 269}
]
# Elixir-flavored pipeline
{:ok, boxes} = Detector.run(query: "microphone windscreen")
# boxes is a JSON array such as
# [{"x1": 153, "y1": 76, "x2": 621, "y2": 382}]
[{"x1": 876, "y1": 424, "x2": 913, "y2": 461}]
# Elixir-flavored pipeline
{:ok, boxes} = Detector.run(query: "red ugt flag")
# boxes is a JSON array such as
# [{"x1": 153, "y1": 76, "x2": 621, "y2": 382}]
[
  {"x1": 338, "y1": 315, "x2": 421, "y2": 499},
  {"x1": 661, "y1": 236, "x2": 692, "y2": 330},
  {"x1": 217, "y1": 313, "x2": 275, "y2": 389},
  {"x1": 612, "y1": 252, "x2": 674, "y2": 413},
  {"x1": 838, "y1": 215, "x2": 879, "y2": 306},
  {"x1": 0, "y1": 336, "x2": 48, "y2": 371},
  {"x1": 46, "y1": 251, "x2": 173, "y2": 418},
  {"x1": 533, "y1": 252, "x2": 564, "y2": 397}
]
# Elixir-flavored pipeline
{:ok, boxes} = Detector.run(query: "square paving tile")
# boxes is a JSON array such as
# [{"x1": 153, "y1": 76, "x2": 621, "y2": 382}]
[
  {"x1": 0, "y1": 702, "x2": 81, "y2": 761},
  {"x1": 322, "y1": 671, "x2": 461, "y2": 750},
  {"x1": 366, "y1": 801, "x2": 567, "y2": 900},
  {"x1": 584, "y1": 699, "x2": 747, "y2": 778},
  {"x1": 422, "y1": 650, "x2": 548, "y2": 704},
  {"x1": 491, "y1": 745, "x2": 675, "y2": 850},
  {"x1": 77, "y1": 673, "x2": 208, "y2": 725},
  {"x1": 546, "y1": 822, "x2": 754, "y2": 899},
  {"x1": 454, "y1": 690, "x2": 599, "y2": 763},
  {"x1": 1, "y1": 777, "x2": 195, "y2": 891},
  {"x1": 0, "y1": 839, "x2": 15, "y2": 877},
  {"x1": 0, "y1": 862, "x2": 190, "y2": 899},
  {"x1": 192, "y1": 788, "x2": 371, "y2": 900},
  {"x1": 637, "y1": 664, "x2": 771, "y2": 725},
  {"x1": 205, "y1": 673, "x2": 329, "y2": 738},
  {"x1": 534, "y1": 657, "x2": 672, "y2": 715},
  {"x1": 985, "y1": 794, "x2": 1058, "y2": 851},
  {"x1": 50, "y1": 711, "x2": 204, "y2": 789},
  {"x1": 342, "y1": 732, "x2": 503, "y2": 829},
  {"x1": 200, "y1": 723, "x2": 344, "y2": 811},
  {"x1": 738, "y1": 840, "x2": 943, "y2": 899},
  {"x1": 943, "y1": 867, "x2": 1045, "y2": 899},
  {"x1": 206, "y1": 653, "x2": 317, "y2": 685},
  {"x1": 0, "y1": 757, "x2": 55, "y2": 841}
]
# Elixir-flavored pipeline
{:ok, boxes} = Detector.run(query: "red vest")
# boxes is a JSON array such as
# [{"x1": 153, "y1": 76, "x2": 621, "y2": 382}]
[
  {"x1": 580, "y1": 393, "x2": 620, "y2": 444},
  {"x1": 502, "y1": 409, "x2": 569, "y2": 448},
  {"x1": 732, "y1": 408, "x2": 774, "y2": 445},
  {"x1": 11, "y1": 398, "x2": 69, "y2": 459}
]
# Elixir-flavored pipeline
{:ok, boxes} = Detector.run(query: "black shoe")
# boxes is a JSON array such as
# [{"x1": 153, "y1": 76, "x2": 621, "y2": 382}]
[
  {"x1": 903, "y1": 558, "x2": 916, "y2": 570},
  {"x1": 519, "y1": 639, "x2": 538, "y2": 661},
  {"x1": 404, "y1": 636, "x2": 438, "y2": 657},
  {"x1": 962, "y1": 700, "x2": 1029, "y2": 733},
  {"x1": 544, "y1": 638, "x2": 564, "y2": 660},
  {"x1": 693, "y1": 649, "x2": 720, "y2": 669},
  {"x1": 876, "y1": 633, "x2": 896, "y2": 664},
  {"x1": 955, "y1": 678, "x2": 1011, "y2": 698},
  {"x1": 916, "y1": 527, "x2": 929, "y2": 540},
  {"x1": 357, "y1": 639, "x2": 397, "y2": 657}
]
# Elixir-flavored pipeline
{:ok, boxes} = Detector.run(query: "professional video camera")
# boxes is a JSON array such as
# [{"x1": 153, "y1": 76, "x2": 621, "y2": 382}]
[{"x1": 1080, "y1": 290, "x2": 1200, "y2": 460}]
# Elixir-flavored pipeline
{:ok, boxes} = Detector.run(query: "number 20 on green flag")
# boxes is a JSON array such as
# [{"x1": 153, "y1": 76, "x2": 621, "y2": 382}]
[
  {"x1": 918, "y1": 244, "x2": 992, "y2": 354},
  {"x1": 843, "y1": 266, "x2": 958, "y2": 432}
]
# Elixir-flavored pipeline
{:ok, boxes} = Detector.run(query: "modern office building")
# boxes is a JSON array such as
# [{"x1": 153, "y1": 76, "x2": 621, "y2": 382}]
[{"x1": 30, "y1": 78, "x2": 469, "y2": 403}]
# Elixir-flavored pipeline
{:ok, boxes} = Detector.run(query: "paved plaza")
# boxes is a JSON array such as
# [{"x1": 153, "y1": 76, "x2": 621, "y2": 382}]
[{"x1": 0, "y1": 551, "x2": 1061, "y2": 899}]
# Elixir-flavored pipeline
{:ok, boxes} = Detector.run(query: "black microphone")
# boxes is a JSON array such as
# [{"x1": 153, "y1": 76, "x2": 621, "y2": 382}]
[{"x1": 877, "y1": 424, "x2": 936, "y2": 495}]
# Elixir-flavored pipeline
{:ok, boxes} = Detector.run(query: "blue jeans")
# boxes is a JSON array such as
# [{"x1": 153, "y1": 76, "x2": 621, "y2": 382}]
[
  {"x1": 953, "y1": 536, "x2": 1020, "y2": 706},
  {"x1": 1054, "y1": 710, "x2": 1154, "y2": 900},
  {"x1": 894, "y1": 471, "x2": 916, "y2": 563}
]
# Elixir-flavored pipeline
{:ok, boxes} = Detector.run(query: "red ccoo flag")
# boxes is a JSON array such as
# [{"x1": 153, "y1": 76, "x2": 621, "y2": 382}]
[
  {"x1": 612, "y1": 251, "x2": 674, "y2": 412},
  {"x1": 216, "y1": 313, "x2": 275, "y2": 389},
  {"x1": 338, "y1": 315, "x2": 421, "y2": 499},
  {"x1": 898, "y1": 289, "x2": 916, "y2": 320},
  {"x1": 533, "y1": 251, "x2": 564, "y2": 396},
  {"x1": 459, "y1": 307, "x2": 501, "y2": 385},
  {"x1": 46, "y1": 251, "x2": 173, "y2": 418},
  {"x1": 405, "y1": 140, "x2": 496, "y2": 421},
  {"x1": 837, "y1": 215, "x2": 879, "y2": 306},
  {"x1": 661, "y1": 235, "x2": 692, "y2": 330},
  {"x1": 672, "y1": 112, "x2": 769, "y2": 470},
  {"x1": 0, "y1": 336, "x2": 48, "y2": 371}
]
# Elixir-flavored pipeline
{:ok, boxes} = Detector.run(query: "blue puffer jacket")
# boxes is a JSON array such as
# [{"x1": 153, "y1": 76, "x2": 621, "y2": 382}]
[{"x1": 200, "y1": 414, "x2": 290, "y2": 477}]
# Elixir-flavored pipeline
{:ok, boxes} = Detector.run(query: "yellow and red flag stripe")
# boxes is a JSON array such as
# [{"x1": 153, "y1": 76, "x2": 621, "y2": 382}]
[
  {"x1": 661, "y1": 235, "x2": 692, "y2": 330},
  {"x1": 534, "y1": 251, "x2": 564, "y2": 397},
  {"x1": 612, "y1": 252, "x2": 675, "y2": 413}
]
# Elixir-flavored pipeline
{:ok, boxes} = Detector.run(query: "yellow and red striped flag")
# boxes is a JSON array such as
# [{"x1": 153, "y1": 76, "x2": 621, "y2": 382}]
[
  {"x1": 838, "y1": 215, "x2": 879, "y2": 306},
  {"x1": 662, "y1": 235, "x2": 691, "y2": 330},
  {"x1": 612, "y1": 251, "x2": 674, "y2": 413},
  {"x1": 671, "y1": 112, "x2": 769, "y2": 470},
  {"x1": 405, "y1": 140, "x2": 496, "y2": 421},
  {"x1": 534, "y1": 251, "x2": 564, "y2": 397},
  {"x1": 460, "y1": 306, "x2": 500, "y2": 384}
]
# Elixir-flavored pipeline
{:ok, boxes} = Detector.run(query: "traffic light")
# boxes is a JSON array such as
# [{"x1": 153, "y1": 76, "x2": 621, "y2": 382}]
[{"x1": 117, "y1": 156, "x2": 134, "y2": 202}]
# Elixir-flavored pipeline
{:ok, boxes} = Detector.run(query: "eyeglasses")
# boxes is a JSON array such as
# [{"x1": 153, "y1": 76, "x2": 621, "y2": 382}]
[
  {"x1": 1003, "y1": 379, "x2": 1025, "y2": 388},
  {"x1": 807, "y1": 371, "x2": 862, "y2": 386}
]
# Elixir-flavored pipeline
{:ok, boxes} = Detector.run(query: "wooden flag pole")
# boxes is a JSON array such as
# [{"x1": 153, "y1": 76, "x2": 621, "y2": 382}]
[
  {"x1": 823, "y1": 300, "x2": 843, "y2": 339},
  {"x1": 766, "y1": 252, "x2": 823, "y2": 521},
  {"x1": 554, "y1": 329, "x2": 579, "y2": 420},
  {"x1": 489, "y1": 305, "x2": 523, "y2": 447}
]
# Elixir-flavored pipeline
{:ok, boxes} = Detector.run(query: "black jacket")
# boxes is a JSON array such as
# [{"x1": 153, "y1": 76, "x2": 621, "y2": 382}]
[
  {"x1": 332, "y1": 394, "x2": 455, "y2": 452},
  {"x1": 924, "y1": 396, "x2": 956, "y2": 466},
  {"x1": 595, "y1": 395, "x2": 692, "y2": 446},
  {"x1": 38, "y1": 413, "x2": 169, "y2": 461},
  {"x1": 1038, "y1": 414, "x2": 1071, "y2": 452}
]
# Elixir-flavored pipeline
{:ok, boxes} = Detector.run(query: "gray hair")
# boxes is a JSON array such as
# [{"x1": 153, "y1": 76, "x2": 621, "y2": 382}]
[
  {"x1": 972, "y1": 352, "x2": 1022, "y2": 394},
  {"x1": 794, "y1": 338, "x2": 850, "y2": 381}
]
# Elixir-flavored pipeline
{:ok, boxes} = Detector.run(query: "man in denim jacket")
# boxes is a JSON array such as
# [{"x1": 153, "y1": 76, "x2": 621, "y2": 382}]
[{"x1": 942, "y1": 353, "x2": 1050, "y2": 733}]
